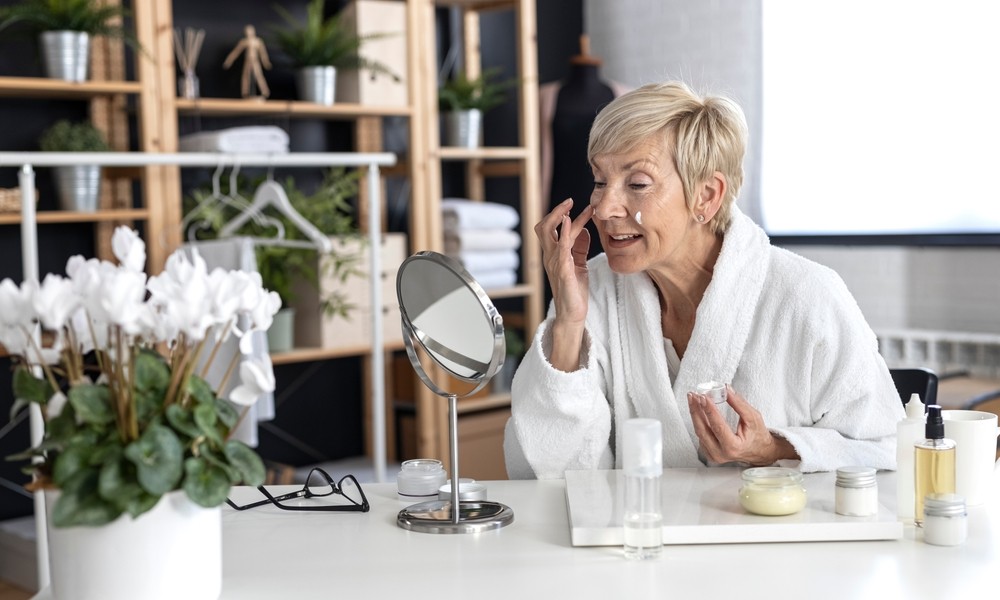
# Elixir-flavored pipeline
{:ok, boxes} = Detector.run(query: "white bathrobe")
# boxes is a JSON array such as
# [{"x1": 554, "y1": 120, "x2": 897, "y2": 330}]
[{"x1": 504, "y1": 207, "x2": 904, "y2": 478}]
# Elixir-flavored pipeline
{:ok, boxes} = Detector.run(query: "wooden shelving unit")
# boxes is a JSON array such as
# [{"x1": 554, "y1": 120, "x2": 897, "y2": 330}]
[{"x1": 0, "y1": 0, "x2": 543, "y2": 480}]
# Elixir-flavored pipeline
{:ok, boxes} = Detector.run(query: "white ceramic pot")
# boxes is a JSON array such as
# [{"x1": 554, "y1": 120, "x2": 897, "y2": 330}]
[{"x1": 46, "y1": 489, "x2": 222, "y2": 600}]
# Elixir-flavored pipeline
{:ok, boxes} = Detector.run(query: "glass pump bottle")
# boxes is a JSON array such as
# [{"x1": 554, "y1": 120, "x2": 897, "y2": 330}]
[{"x1": 914, "y1": 405, "x2": 956, "y2": 526}]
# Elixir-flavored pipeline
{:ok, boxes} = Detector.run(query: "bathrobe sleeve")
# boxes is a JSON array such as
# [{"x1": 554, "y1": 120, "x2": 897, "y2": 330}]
[
  {"x1": 503, "y1": 319, "x2": 616, "y2": 479},
  {"x1": 758, "y1": 260, "x2": 904, "y2": 472}
]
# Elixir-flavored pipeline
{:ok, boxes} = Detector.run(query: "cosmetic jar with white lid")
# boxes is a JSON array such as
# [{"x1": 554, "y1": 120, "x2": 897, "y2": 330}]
[
  {"x1": 438, "y1": 479, "x2": 487, "y2": 501},
  {"x1": 738, "y1": 467, "x2": 808, "y2": 516},
  {"x1": 923, "y1": 493, "x2": 967, "y2": 546},
  {"x1": 835, "y1": 466, "x2": 879, "y2": 517},
  {"x1": 397, "y1": 459, "x2": 448, "y2": 501}
]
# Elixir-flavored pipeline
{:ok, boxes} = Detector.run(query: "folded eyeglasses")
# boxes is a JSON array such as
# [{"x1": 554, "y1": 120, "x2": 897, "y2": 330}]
[{"x1": 225, "y1": 467, "x2": 370, "y2": 513}]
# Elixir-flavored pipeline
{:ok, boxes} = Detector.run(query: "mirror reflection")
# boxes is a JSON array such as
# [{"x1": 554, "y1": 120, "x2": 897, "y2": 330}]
[{"x1": 397, "y1": 253, "x2": 501, "y2": 383}]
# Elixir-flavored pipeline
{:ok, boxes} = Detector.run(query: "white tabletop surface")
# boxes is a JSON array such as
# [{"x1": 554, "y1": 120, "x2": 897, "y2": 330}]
[{"x1": 210, "y1": 466, "x2": 1000, "y2": 600}]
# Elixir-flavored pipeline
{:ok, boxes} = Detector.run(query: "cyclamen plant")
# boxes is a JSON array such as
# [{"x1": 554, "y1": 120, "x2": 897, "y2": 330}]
[{"x1": 1, "y1": 227, "x2": 280, "y2": 527}]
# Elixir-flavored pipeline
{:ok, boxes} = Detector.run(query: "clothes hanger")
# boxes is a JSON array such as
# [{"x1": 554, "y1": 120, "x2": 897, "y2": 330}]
[{"x1": 218, "y1": 170, "x2": 333, "y2": 254}]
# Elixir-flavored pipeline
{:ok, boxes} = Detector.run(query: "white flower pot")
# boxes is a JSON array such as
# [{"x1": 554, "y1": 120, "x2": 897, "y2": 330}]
[{"x1": 46, "y1": 489, "x2": 222, "y2": 600}]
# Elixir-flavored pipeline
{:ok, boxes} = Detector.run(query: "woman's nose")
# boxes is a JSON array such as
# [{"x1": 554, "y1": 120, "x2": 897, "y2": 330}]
[{"x1": 591, "y1": 188, "x2": 627, "y2": 221}]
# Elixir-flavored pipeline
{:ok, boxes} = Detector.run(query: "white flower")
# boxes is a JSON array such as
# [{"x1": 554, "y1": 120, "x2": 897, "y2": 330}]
[
  {"x1": 229, "y1": 356, "x2": 276, "y2": 406},
  {"x1": 0, "y1": 278, "x2": 35, "y2": 328},
  {"x1": 0, "y1": 324, "x2": 31, "y2": 357},
  {"x1": 46, "y1": 392, "x2": 68, "y2": 420},
  {"x1": 148, "y1": 249, "x2": 214, "y2": 342},
  {"x1": 32, "y1": 274, "x2": 79, "y2": 331},
  {"x1": 111, "y1": 226, "x2": 146, "y2": 272},
  {"x1": 100, "y1": 268, "x2": 147, "y2": 335}
]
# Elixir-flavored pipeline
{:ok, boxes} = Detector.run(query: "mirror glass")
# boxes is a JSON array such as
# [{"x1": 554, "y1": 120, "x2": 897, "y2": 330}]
[{"x1": 397, "y1": 252, "x2": 503, "y2": 386}]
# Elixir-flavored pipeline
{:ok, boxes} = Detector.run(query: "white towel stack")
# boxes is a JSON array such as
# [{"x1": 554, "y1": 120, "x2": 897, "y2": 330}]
[
  {"x1": 442, "y1": 198, "x2": 521, "y2": 290},
  {"x1": 179, "y1": 126, "x2": 290, "y2": 154}
]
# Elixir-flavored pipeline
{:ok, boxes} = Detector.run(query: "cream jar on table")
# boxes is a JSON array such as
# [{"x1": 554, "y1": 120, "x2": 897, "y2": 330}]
[{"x1": 738, "y1": 467, "x2": 808, "y2": 516}]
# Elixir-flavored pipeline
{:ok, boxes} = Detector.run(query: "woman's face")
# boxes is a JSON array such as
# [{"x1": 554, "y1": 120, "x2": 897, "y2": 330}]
[{"x1": 589, "y1": 135, "x2": 697, "y2": 274}]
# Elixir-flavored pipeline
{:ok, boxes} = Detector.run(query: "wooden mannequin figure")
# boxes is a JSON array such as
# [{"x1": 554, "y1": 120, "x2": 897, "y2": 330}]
[
  {"x1": 223, "y1": 24, "x2": 272, "y2": 99},
  {"x1": 540, "y1": 35, "x2": 629, "y2": 261}
]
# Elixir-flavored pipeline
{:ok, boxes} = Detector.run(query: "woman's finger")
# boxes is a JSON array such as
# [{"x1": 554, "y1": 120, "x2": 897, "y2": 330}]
[{"x1": 688, "y1": 393, "x2": 722, "y2": 460}]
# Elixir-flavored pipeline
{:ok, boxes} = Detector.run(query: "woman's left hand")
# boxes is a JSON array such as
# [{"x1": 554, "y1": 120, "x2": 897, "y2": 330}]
[{"x1": 686, "y1": 385, "x2": 799, "y2": 466}]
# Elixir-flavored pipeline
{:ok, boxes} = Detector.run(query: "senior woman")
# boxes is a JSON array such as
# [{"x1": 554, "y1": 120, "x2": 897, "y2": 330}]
[{"x1": 504, "y1": 81, "x2": 904, "y2": 479}]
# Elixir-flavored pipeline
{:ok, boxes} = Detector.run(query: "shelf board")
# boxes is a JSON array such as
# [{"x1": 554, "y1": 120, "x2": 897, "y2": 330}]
[
  {"x1": 0, "y1": 76, "x2": 142, "y2": 99},
  {"x1": 437, "y1": 146, "x2": 529, "y2": 161},
  {"x1": 486, "y1": 284, "x2": 534, "y2": 300},
  {"x1": 0, "y1": 209, "x2": 149, "y2": 225},
  {"x1": 456, "y1": 393, "x2": 512, "y2": 415},
  {"x1": 176, "y1": 97, "x2": 411, "y2": 119},
  {"x1": 435, "y1": 0, "x2": 516, "y2": 10},
  {"x1": 271, "y1": 339, "x2": 406, "y2": 365}
]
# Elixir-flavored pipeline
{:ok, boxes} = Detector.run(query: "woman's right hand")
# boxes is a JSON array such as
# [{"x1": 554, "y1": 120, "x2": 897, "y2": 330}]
[{"x1": 535, "y1": 198, "x2": 594, "y2": 371}]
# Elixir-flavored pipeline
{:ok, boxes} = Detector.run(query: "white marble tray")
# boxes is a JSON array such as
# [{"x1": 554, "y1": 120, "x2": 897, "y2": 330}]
[{"x1": 565, "y1": 468, "x2": 903, "y2": 546}]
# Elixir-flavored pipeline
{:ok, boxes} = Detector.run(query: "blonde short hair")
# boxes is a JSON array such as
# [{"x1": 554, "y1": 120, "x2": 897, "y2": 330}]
[{"x1": 588, "y1": 81, "x2": 747, "y2": 233}]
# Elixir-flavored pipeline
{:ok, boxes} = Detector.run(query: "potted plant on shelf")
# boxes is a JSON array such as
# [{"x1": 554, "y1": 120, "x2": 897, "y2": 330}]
[
  {"x1": 270, "y1": 0, "x2": 399, "y2": 106},
  {"x1": 38, "y1": 119, "x2": 109, "y2": 212},
  {"x1": 438, "y1": 67, "x2": 515, "y2": 148},
  {"x1": 0, "y1": 0, "x2": 142, "y2": 82},
  {"x1": 182, "y1": 167, "x2": 364, "y2": 353},
  {"x1": 1, "y1": 227, "x2": 277, "y2": 600}
]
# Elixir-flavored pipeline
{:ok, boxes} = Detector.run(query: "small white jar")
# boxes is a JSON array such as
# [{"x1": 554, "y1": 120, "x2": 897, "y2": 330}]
[
  {"x1": 923, "y1": 493, "x2": 968, "y2": 546},
  {"x1": 739, "y1": 467, "x2": 808, "y2": 516},
  {"x1": 396, "y1": 459, "x2": 448, "y2": 501},
  {"x1": 835, "y1": 466, "x2": 878, "y2": 517}
]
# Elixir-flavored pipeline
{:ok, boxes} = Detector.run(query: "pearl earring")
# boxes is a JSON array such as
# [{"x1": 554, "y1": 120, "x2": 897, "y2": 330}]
[{"x1": 696, "y1": 214, "x2": 706, "y2": 223}]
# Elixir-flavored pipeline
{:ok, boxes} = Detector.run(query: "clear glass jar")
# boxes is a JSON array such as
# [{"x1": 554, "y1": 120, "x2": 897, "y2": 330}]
[
  {"x1": 739, "y1": 467, "x2": 808, "y2": 516},
  {"x1": 396, "y1": 459, "x2": 448, "y2": 501},
  {"x1": 835, "y1": 466, "x2": 878, "y2": 517},
  {"x1": 923, "y1": 493, "x2": 968, "y2": 546}
]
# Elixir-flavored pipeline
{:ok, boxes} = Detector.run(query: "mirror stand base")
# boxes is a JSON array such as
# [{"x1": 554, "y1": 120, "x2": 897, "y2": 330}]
[{"x1": 396, "y1": 500, "x2": 514, "y2": 534}]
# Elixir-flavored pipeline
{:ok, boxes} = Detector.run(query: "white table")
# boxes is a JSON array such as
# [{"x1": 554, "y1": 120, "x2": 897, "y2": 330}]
[{"x1": 215, "y1": 467, "x2": 1000, "y2": 600}]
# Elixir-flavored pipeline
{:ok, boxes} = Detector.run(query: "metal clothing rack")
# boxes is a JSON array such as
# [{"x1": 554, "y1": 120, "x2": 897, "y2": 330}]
[{"x1": 0, "y1": 151, "x2": 396, "y2": 590}]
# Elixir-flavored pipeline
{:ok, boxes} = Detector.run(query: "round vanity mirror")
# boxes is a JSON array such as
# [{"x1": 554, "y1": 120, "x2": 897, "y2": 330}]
[{"x1": 395, "y1": 251, "x2": 514, "y2": 534}]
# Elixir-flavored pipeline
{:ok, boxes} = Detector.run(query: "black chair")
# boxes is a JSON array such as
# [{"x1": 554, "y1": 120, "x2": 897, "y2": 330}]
[{"x1": 889, "y1": 367, "x2": 939, "y2": 408}]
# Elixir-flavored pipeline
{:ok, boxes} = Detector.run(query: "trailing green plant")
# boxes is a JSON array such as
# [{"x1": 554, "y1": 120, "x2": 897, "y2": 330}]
[
  {"x1": 0, "y1": 0, "x2": 143, "y2": 52},
  {"x1": 438, "y1": 67, "x2": 515, "y2": 113},
  {"x1": 504, "y1": 327, "x2": 526, "y2": 359},
  {"x1": 38, "y1": 119, "x2": 110, "y2": 152},
  {"x1": 182, "y1": 167, "x2": 364, "y2": 317},
  {"x1": 270, "y1": 0, "x2": 399, "y2": 81}
]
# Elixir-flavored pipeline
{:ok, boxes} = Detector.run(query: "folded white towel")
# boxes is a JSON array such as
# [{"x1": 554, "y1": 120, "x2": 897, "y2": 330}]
[
  {"x1": 442, "y1": 198, "x2": 520, "y2": 231},
  {"x1": 451, "y1": 249, "x2": 520, "y2": 273},
  {"x1": 179, "y1": 126, "x2": 290, "y2": 154},
  {"x1": 444, "y1": 229, "x2": 521, "y2": 253},
  {"x1": 468, "y1": 268, "x2": 517, "y2": 290}
]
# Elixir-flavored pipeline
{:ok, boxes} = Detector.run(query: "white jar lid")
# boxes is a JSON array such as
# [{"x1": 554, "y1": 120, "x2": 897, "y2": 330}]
[{"x1": 438, "y1": 481, "x2": 487, "y2": 501}]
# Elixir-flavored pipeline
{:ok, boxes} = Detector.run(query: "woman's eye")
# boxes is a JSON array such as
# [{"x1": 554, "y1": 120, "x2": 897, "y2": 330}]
[
  {"x1": 629, "y1": 182, "x2": 650, "y2": 190},
  {"x1": 593, "y1": 181, "x2": 606, "y2": 189}
]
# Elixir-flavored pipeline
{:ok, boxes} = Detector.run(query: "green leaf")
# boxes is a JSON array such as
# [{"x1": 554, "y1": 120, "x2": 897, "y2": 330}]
[
  {"x1": 51, "y1": 470, "x2": 122, "y2": 527},
  {"x1": 12, "y1": 367, "x2": 52, "y2": 405},
  {"x1": 67, "y1": 383, "x2": 114, "y2": 426},
  {"x1": 123, "y1": 492, "x2": 160, "y2": 519},
  {"x1": 186, "y1": 374, "x2": 216, "y2": 406},
  {"x1": 44, "y1": 403, "x2": 78, "y2": 445},
  {"x1": 8, "y1": 397, "x2": 30, "y2": 422},
  {"x1": 98, "y1": 454, "x2": 146, "y2": 509},
  {"x1": 215, "y1": 398, "x2": 239, "y2": 429},
  {"x1": 134, "y1": 349, "x2": 170, "y2": 421},
  {"x1": 52, "y1": 444, "x2": 92, "y2": 488},
  {"x1": 124, "y1": 424, "x2": 183, "y2": 496},
  {"x1": 193, "y1": 403, "x2": 221, "y2": 444},
  {"x1": 182, "y1": 457, "x2": 231, "y2": 507},
  {"x1": 165, "y1": 404, "x2": 201, "y2": 439},
  {"x1": 200, "y1": 446, "x2": 240, "y2": 483},
  {"x1": 224, "y1": 440, "x2": 266, "y2": 487}
]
